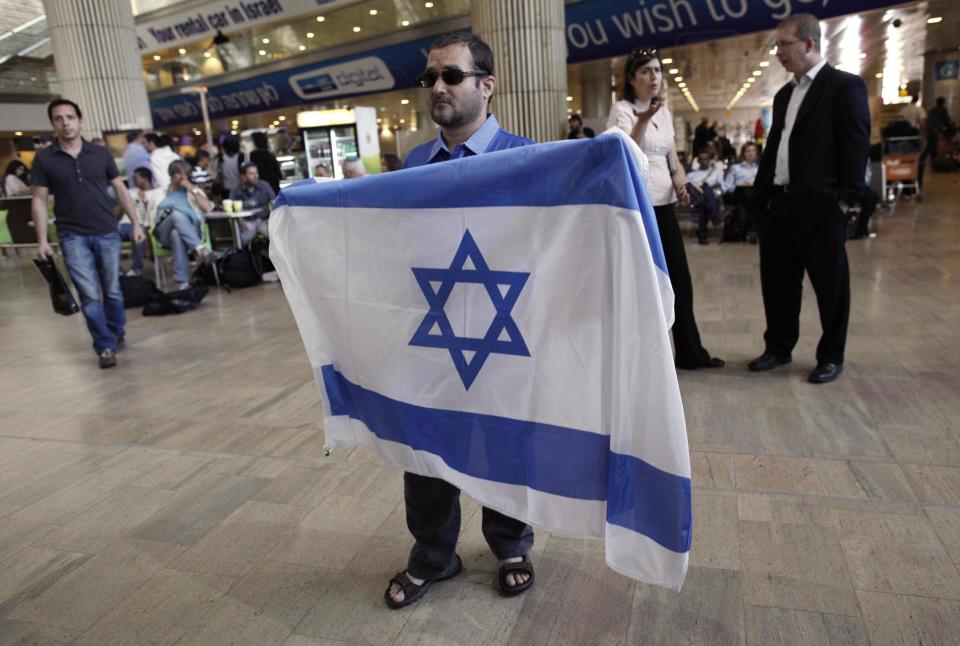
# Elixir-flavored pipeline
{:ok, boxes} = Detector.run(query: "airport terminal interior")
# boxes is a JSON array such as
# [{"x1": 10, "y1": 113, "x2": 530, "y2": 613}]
[{"x1": 1, "y1": 0, "x2": 960, "y2": 644}]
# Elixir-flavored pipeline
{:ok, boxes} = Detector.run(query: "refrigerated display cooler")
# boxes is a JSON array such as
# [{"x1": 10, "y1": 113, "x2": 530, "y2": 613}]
[{"x1": 297, "y1": 107, "x2": 381, "y2": 179}]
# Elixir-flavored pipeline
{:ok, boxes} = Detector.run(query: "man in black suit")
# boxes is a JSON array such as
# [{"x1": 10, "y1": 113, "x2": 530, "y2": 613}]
[{"x1": 748, "y1": 13, "x2": 870, "y2": 384}]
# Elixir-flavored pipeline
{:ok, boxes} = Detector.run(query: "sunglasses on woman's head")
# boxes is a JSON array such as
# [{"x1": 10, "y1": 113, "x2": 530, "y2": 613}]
[
  {"x1": 630, "y1": 47, "x2": 659, "y2": 59},
  {"x1": 417, "y1": 68, "x2": 488, "y2": 88}
]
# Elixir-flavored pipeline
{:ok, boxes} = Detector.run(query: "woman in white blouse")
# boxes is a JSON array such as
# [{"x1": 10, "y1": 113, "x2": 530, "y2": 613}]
[
  {"x1": 607, "y1": 48, "x2": 723, "y2": 370},
  {"x1": 4, "y1": 160, "x2": 31, "y2": 197}
]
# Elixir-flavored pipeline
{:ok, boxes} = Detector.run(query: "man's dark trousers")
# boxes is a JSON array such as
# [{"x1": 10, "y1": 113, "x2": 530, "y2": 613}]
[
  {"x1": 759, "y1": 189, "x2": 850, "y2": 365},
  {"x1": 404, "y1": 472, "x2": 533, "y2": 580}
]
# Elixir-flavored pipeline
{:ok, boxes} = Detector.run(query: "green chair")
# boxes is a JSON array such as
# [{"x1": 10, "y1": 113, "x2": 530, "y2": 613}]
[{"x1": 148, "y1": 221, "x2": 215, "y2": 288}]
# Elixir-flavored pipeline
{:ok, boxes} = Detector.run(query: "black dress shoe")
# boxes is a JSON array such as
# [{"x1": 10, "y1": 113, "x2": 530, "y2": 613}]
[
  {"x1": 808, "y1": 362, "x2": 843, "y2": 384},
  {"x1": 676, "y1": 356, "x2": 725, "y2": 370},
  {"x1": 748, "y1": 351, "x2": 792, "y2": 372}
]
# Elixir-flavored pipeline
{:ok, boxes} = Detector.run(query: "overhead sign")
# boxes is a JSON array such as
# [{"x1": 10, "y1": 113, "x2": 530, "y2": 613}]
[
  {"x1": 150, "y1": 35, "x2": 432, "y2": 126},
  {"x1": 136, "y1": 0, "x2": 360, "y2": 53},
  {"x1": 564, "y1": 0, "x2": 905, "y2": 63},
  {"x1": 935, "y1": 60, "x2": 959, "y2": 81}
]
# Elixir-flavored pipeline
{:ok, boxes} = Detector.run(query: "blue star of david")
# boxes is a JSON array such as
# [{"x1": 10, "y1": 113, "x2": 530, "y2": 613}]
[{"x1": 409, "y1": 229, "x2": 530, "y2": 389}]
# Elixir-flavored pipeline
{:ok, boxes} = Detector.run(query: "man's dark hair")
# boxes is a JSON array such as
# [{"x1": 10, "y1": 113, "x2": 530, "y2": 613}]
[
  {"x1": 569, "y1": 113, "x2": 583, "y2": 125},
  {"x1": 622, "y1": 50, "x2": 661, "y2": 103},
  {"x1": 195, "y1": 149, "x2": 211, "y2": 162},
  {"x1": 126, "y1": 130, "x2": 143, "y2": 143},
  {"x1": 145, "y1": 132, "x2": 163, "y2": 147},
  {"x1": 47, "y1": 98, "x2": 82, "y2": 122},
  {"x1": 241, "y1": 161, "x2": 258, "y2": 173},
  {"x1": 429, "y1": 32, "x2": 494, "y2": 77},
  {"x1": 221, "y1": 135, "x2": 240, "y2": 156},
  {"x1": 132, "y1": 166, "x2": 153, "y2": 182},
  {"x1": 936, "y1": 97, "x2": 946, "y2": 106},
  {"x1": 5, "y1": 159, "x2": 27, "y2": 177},
  {"x1": 740, "y1": 142, "x2": 758, "y2": 157},
  {"x1": 251, "y1": 131, "x2": 268, "y2": 150},
  {"x1": 777, "y1": 13, "x2": 821, "y2": 52}
]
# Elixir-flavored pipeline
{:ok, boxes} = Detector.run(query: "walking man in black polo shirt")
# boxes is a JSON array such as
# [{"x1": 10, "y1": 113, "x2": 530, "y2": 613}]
[{"x1": 31, "y1": 99, "x2": 146, "y2": 369}]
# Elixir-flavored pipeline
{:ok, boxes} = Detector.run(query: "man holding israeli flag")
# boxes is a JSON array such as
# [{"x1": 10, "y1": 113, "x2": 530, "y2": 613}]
[{"x1": 270, "y1": 32, "x2": 691, "y2": 608}]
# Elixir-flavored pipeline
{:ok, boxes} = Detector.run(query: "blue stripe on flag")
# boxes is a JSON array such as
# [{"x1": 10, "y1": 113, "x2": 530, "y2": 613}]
[
  {"x1": 321, "y1": 364, "x2": 691, "y2": 553},
  {"x1": 274, "y1": 134, "x2": 666, "y2": 274}
]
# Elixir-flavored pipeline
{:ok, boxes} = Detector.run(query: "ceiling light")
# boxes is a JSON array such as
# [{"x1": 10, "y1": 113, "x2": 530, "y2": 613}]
[
  {"x1": 353, "y1": 26, "x2": 361, "y2": 32},
  {"x1": 298, "y1": 45, "x2": 306, "y2": 51},
  {"x1": 203, "y1": 51, "x2": 211, "y2": 58},
  {"x1": 399, "y1": 119, "x2": 406, "y2": 124},
  {"x1": 661, "y1": 58, "x2": 673, "y2": 64},
  {"x1": 753, "y1": 70, "x2": 762, "y2": 76},
  {"x1": 425, "y1": 1, "x2": 434, "y2": 7},
  {"x1": 769, "y1": 47, "x2": 776, "y2": 55},
  {"x1": 566, "y1": 96, "x2": 573, "y2": 101},
  {"x1": 678, "y1": 82, "x2": 686, "y2": 88},
  {"x1": 316, "y1": 16, "x2": 325, "y2": 22},
  {"x1": 401, "y1": 19, "x2": 410, "y2": 26},
  {"x1": 759, "y1": 61, "x2": 769, "y2": 67},
  {"x1": 377, "y1": 118, "x2": 382, "y2": 123},
  {"x1": 230, "y1": 129, "x2": 237, "y2": 135},
  {"x1": 307, "y1": 32, "x2": 314, "y2": 38},
  {"x1": 14, "y1": 130, "x2": 22, "y2": 135},
  {"x1": 370, "y1": 9, "x2": 378, "y2": 15},
  {"x1": 178, "y1": 48, "x2": 186, "y2": 54},
  {"x1": 400, "y1": 98, "x2": 410, "y2": 105},
  {"x1": 928, "y1": 17, "x2": 942, "y2": 24},
  {"x1": 262, "y1": 38, "x2": 270, "y2": 44},
  {"x1": 875, "y1": 72, "x2": 883, "y2": 78},
  {"x1": 278, "y1": 115, "x2": 286, "y2": 121},
  {"x1": 152, "y1": 54, "x2": 161, "y2": 61},
  {"x1": 259, "y1": 50, "x2": 266, "y2": 55},
  {"x1": 668, "y1": 68, "x2": 679, "y2": 74}
]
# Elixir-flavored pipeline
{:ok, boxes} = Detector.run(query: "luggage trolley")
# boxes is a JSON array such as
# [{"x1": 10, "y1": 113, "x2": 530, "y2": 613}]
[{"x1": 881, "y1": 135, "x2": 922, "y2": 201}]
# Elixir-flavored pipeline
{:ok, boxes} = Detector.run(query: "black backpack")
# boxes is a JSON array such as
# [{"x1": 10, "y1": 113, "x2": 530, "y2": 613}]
[
  {"x1": 191, "y1": 248, "x2": 262, "y2": 289},
  {"x1": 120, "y1": 275, "x2": 162, "y2": 309},
  {"x1": 142, "y1": 286, "x2": 209, "y2": 316}
]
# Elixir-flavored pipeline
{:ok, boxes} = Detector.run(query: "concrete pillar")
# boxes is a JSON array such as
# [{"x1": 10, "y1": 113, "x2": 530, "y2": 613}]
[
  {"x1": 471, "y1": 0, "x2": 567, "y2": 142},
  {"x1": 579, "y1": 59, "x2": 613, "y2": 121},
  {"x1": 44, "y1": 0, "x2": 152, "y2": 138}
]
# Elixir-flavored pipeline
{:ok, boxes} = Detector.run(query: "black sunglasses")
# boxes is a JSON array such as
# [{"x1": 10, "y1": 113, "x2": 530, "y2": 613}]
[
  {"x1": 630, "y1": 47, "x2": 659, "y2": 59},
  {"x1": 417, "y1": 68, "x2": 488, "y2": 88}
]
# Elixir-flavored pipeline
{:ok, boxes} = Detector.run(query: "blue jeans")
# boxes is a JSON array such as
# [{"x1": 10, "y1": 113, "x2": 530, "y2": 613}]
[
  {"x1": 118, "y1": 222, "x2": 145, "y2": 272},
  {"x1": 59, "y1": 232, "x2": 125, "y2": 354},
  {"x1": 158, "y1": 211, "x2": 203, "y2": 283}
]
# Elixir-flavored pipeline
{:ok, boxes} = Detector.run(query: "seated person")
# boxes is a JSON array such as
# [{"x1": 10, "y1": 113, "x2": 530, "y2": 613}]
[
  {"x1": 341, "y1": 156, "x2": 368, "y2": 179},
  {"x1": 686, "y1": 150, "x2": 725, "y2": 245},
  {"x1": 723, "y1": 142, "x2": 760, "y2": 241},
  {"x1": 229, "y1": 161, "x2": 276, "y2": 243},
  {"x1": 155, "y1": 160, "x2": 215, "y2": 289},
  {"x1": 118, "y1": 167, "x2": 164, "y2": 276}
]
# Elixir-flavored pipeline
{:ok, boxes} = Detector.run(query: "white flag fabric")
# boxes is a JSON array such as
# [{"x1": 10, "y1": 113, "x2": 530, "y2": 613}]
[{"x1": 270, "y1": 131, "x2": 691, "y2": 590}]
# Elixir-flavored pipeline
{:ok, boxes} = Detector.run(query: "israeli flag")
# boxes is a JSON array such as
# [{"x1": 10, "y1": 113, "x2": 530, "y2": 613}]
[{"x1": 270, "y1": 131, "x2": 691, "y2": 590}]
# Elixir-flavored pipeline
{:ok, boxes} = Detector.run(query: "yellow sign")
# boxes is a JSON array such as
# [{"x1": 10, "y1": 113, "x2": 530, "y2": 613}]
[{"x1": 297, "y1": 109, "x2": 356, "y2": 128}]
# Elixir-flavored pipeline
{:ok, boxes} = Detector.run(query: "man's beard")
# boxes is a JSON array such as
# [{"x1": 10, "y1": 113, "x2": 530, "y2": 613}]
[{"x1": 430, "y1": 94, "x2": 483, "y2": 129}]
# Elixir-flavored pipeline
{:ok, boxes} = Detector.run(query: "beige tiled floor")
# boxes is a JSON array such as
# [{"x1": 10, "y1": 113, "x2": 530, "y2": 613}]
[{"x1": 1, "y1": 174, "x2": 959, "y2": 645}]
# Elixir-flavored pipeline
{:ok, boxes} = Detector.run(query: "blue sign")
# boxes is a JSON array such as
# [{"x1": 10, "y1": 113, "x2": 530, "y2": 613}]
[
  {"x1": 151, "y1": 0, "x2": 905, "y2": 126},
  {"x1": 150, "y1": 35, "x2": 435, "y2": 127},
  {"x1": 935, "y1": 60, "x2": 959, "y2": 81}
]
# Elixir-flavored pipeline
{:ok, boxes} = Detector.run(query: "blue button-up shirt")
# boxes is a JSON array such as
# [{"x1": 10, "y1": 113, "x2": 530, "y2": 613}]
[
  {"x1": 122, "y1": 142, "x2": 151, "y2": 188},
  {"x1": 404, "y1": 114, "x2": 533, "y2": 168},
  {"x1": 724, "y1": 161, "x2": 759, "y2": 193}
]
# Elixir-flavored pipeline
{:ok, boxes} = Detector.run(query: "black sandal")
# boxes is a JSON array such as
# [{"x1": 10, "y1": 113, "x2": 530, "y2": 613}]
[
  {"x1": 498, "y1": 556, "x2": 535, "y2": 597},
  {"x1": 383, "y1": 554, "x2": 462, "y2": 610}
]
